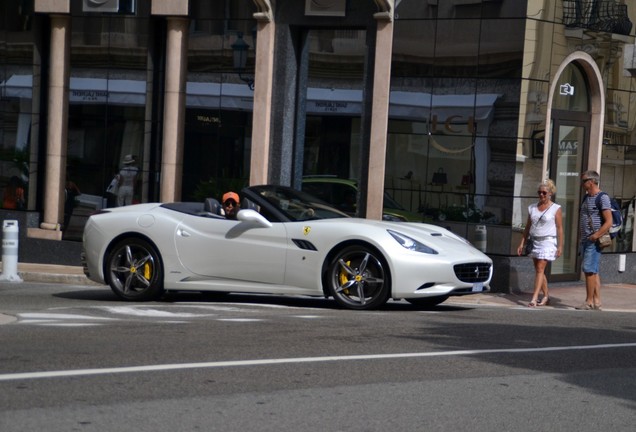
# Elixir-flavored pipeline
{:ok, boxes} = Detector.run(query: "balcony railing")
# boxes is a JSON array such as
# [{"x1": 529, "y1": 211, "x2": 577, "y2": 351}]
[{"x1": 563, "y1": 0, "x2": 633, "y2": 36}]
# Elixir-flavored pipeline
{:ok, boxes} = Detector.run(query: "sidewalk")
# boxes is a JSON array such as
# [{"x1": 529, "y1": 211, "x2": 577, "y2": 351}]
[
  {"x1": 2, "y1": 263, "x2": 636, "y2": 312},
  {"x1": 447, "y1": 282, "x2": 636, "y2": 312}
]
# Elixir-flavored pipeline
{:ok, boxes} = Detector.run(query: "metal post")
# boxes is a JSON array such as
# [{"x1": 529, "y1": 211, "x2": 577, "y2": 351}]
[{"x1": 0, "y1": 220, "x2": 23, "y2": 282}]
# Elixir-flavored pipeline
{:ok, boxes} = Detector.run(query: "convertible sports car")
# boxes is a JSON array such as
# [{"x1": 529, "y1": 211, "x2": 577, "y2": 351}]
[{"x1": 82, "y1": 185, "x2": 492, "y2": 310}]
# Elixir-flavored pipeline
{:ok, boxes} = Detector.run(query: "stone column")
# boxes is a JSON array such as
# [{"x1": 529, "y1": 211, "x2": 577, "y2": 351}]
[
  {"x1": 249, "y1": 15, "x2": 275, "y2": 186},
  {"x1": 365, "y1": 10, "x2": 394, "y2": 220},
  {"x1": 160, "y1": 17, "x2": 188, "y2": 202},
  {"x1": 39, "y1": 14, "x2": 71, "y2": 238}
]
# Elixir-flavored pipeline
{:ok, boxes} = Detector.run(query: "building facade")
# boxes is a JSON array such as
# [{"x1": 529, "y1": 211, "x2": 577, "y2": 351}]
[{"x1": 1, "y1": 0, "x2": 635, "y2": 290}]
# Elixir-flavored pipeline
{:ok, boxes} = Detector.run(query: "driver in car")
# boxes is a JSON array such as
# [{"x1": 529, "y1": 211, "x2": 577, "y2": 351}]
[{"x1": 222, "y1": 191, "x2": 240, "y2": 220}]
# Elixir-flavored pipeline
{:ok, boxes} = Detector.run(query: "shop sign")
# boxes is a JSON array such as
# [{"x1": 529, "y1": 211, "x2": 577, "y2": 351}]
[
  {"x1": 428, "y1": 115, "x2": 476, "y2": 134},
  {"x1": 559, "y1": 83, "x2": 574, "y2": 96},
  {"x1": 312, "y1": 101, "x2": 351, "y2": 113},
  {"x1": 196, "y1": 115, "x2": 221, "y2": 125},
  {"x1": 558, "y1": 139, "x2": 578, "y2": 155},
  {"x1": 71, "y1": 89, "x2": 108, "y2": 102}
]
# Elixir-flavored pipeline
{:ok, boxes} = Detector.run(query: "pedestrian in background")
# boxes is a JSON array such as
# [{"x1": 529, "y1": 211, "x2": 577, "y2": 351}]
[
  {"x1": 2, "y1": 176, "x2": 26, "y2": 210},
  {"x1": 518, "y1": 179, "x2": 563, "y2": 307},
  {"x1": 577, "y1": 170, "x2": 612, "y2": 310},
  {"x1": 116, "y1": 154, "x2": 138, "y2": 207},
  {"x1": 64, "y1": 174, "x2": 81, "y2": 231}
]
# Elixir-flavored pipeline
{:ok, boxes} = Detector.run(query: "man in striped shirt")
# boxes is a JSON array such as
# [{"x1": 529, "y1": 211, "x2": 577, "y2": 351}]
[{"x1": 577, "y1": 170, "x2": 613, "y2": 310}]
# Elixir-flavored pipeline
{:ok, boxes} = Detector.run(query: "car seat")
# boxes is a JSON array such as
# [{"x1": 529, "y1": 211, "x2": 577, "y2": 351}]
[
  {"x1": 241, "y1": 198, "x2": 259, "y2": 211},
  {"x1": 204, "y1": 198, "x2": 221, "y2": 215}
]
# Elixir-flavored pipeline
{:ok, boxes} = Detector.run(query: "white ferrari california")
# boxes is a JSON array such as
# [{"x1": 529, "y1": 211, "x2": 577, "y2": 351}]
[{"x1": 82, "y1": 185, "x2": 492, "y2": 310}]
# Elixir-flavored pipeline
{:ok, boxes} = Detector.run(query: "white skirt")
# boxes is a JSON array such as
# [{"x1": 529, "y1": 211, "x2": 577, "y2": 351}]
[{"x1": 529, "y1": 237, "x2": 557, "y2": 261}]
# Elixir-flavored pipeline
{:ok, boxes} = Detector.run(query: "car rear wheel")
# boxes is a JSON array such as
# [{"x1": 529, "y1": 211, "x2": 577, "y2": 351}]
[
  {"x1": 406, "y1": 295, "x2": 449, "y2": 308},
  {"x1": 326, "y1": 245, "x2": 390, "y2": 310},
  {"x1": 106, "y1": 238, "x2": 164, "y2": 301}
]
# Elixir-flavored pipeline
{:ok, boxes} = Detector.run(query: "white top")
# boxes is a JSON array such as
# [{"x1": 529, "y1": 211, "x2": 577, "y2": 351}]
[
  {"x1": 528, "y1": 202, "x2": 560, "y2": 237},
  {"x1": 118, "y1": 165, "x2": 138, "y2": 188}
]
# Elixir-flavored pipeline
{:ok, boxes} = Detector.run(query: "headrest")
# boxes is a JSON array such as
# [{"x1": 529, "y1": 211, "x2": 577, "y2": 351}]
[{"x1": 204, "y1": 198, "x2": 221, "y2": 215}]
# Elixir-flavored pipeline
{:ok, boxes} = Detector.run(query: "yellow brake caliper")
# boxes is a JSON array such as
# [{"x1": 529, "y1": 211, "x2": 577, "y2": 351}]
[
  {"x1": 143, "y1": 262, "x2": 152, "y2": 280},
  {"x1": 339, "y1": 260, "x2": 351, "y2": 294}
]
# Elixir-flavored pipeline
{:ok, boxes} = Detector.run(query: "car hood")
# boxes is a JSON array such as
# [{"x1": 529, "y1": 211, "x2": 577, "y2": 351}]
[{"x1": 307, "y1": 218, "x2": 488, "y2": 260}]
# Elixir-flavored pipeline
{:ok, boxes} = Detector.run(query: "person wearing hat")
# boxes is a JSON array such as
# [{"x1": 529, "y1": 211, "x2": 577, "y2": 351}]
[
  {"x1": 222, "y1": 191, "x2": 240, "y2": 220},
  {"x1": 116, "y1": 154, "x2": 139, "y2": 206}
]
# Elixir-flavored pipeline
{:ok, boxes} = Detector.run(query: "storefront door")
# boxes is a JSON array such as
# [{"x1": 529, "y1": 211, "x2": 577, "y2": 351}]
[{"x1": 548, "y1": 116, "x2": 589, "y2": 281}]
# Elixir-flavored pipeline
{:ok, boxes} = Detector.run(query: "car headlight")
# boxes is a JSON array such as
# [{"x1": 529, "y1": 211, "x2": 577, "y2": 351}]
[{"x1": 388, "y1": 230, "x2": 438, "y2": 254}]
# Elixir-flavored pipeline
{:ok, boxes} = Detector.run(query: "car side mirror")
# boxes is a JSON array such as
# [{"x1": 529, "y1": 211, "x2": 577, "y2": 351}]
[{"x1": 237, "y1": 209, "x2": 272, "y2": 228}]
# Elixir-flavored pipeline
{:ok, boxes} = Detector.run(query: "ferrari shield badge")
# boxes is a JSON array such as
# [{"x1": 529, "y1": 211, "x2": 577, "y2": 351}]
[{"x1": 303, "y1": 226, "x2": 311, "y2": 236}]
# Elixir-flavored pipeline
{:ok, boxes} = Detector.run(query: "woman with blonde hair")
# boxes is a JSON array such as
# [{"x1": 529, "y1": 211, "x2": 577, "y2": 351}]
[{"x1": 517, "y1": 179, "x2": 564, "y2": 307}]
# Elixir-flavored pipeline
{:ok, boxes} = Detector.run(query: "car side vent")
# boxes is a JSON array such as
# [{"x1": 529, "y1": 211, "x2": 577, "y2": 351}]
[
  {"x1": 453, "y1": 263, "x2": 491, "y2": 283},
  {"x1": 431, "y1": 233, "x2": 442, "y2": 236},
  {"x1": 292, "y1": 239, "x2": 318, "y2": 251}
]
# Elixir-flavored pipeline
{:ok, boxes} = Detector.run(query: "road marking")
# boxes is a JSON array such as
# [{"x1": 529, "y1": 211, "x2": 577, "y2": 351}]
[
  {"x1": 99, "y1": 306, "x2": 212, "y2": 318},
  {"x1": 19, "y1": 313, "x2": 116, "y2": 321},
  {"x1": 1, "y1": 342, "x2": 635, "y2": 381}
]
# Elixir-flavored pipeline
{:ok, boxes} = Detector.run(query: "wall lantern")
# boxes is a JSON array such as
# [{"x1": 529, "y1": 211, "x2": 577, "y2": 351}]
[{"x1": 231, "y1": 32, "x2": 255, "y2": 90}]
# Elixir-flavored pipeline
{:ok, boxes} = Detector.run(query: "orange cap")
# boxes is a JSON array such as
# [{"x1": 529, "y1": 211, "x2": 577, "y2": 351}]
[{"x1": 222, "y1": 191, "x2": 240, "y2": 204}]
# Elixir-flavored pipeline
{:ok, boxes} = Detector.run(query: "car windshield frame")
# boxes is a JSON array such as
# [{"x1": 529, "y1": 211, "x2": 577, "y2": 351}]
[{"x1": 243, "y1": 185, "x2": 350, "y2": 222}]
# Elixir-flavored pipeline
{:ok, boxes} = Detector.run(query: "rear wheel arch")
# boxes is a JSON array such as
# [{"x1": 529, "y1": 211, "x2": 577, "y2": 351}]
[
  {"x1": 103, "y1": 234, "x2": 165, "y2": 301},
  {"x1": 103, "y1": 233, "x2": 163, "y2": 278}
]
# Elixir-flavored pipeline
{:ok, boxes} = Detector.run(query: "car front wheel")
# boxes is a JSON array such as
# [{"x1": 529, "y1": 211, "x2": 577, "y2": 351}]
[
  {"x1": 326, "y1": 245, "x2": 390, "y2": 310},
  {"x1": 106, "y1": 238, "x2": 164, "y2": 301}
]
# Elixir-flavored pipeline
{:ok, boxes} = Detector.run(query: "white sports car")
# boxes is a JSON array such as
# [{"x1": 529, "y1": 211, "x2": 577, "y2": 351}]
[{"x1": 82, "y1": 185, "x2": 492, "y2": 310}]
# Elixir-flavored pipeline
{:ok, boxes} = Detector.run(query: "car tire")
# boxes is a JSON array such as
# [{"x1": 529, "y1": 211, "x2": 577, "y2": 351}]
[
  {"x1": 326, "y1": 245, "x2": 390, "y2": 310},
  {"x1": 106, "y1": 237, "x2": 164, "y2": 301},
  {"x1": 406, "y1": 295, "x2": 449, "y2": 308}
]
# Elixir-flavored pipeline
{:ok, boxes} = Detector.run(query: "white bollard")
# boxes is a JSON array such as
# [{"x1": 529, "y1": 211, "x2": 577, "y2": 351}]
[
  {"x1": 618, "y1": 254, "x2": 626, "y2": 273},
  {"x1": 0, "y1": 220, "x2": 23, "y2": 282}
]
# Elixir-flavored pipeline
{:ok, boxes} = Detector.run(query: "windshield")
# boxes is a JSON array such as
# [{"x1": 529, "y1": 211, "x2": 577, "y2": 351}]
[{"x1": 250, "y1": 185, "x2": 349, "y2": 222}]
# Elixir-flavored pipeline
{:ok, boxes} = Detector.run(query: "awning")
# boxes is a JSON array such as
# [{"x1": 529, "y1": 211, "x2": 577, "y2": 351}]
[
  {"x1": 0, "y1": 74, "x2": 147, "y2": 105},
  {"x1": 1, "y1": 74, "x2": 499, "y2": 121}
]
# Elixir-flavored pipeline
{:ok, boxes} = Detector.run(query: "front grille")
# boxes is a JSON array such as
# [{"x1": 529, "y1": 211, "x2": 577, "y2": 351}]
[{"x1": 454, "y1": 262, "x2": 491, "y2": 283}]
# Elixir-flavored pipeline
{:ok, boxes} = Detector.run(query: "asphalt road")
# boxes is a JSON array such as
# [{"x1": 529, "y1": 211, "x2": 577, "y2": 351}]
[{"x1": 1, "y1": 282, "x2": 635, "y2": 431}]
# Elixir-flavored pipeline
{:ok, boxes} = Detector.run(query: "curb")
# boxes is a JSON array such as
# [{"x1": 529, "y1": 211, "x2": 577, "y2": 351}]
[{"x1": 1, "y1": 263, "x2": 101, "y2": 286}]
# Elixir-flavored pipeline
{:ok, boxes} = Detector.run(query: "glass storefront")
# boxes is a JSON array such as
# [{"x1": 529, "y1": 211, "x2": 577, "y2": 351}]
[
  {"x1": 388, "y1": 2, "x2": 525, "y2": 252},
  {"x1": 0, "y1": 1, "x2": 36, "y2": 212},
  {"x1": 60, "y1": 2, "x2": 152, "y2": 238}
]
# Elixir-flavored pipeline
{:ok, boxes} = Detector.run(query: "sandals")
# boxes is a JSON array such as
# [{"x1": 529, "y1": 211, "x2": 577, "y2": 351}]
[
  {"x1": 528, "y1": 296, "x2": 549, "y2": 307},
  {"x1": 575, "y1": 303, "x2": 594, "y2": 310}
]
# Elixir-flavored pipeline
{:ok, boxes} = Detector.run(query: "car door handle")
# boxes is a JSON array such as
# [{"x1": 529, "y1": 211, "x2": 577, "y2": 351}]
[{"x1": 177, "y1": 229, "x2": 191, "y2": 238}]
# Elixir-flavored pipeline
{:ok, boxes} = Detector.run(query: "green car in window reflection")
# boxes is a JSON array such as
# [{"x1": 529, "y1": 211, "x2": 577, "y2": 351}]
[{"x1": 301, "y1": 177, "x2": 423, "y2": 222}]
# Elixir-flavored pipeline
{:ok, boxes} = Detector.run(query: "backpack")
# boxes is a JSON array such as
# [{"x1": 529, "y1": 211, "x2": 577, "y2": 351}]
[{"x1": 595, "y1": 192, "x2": 623, "y2": 239}]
